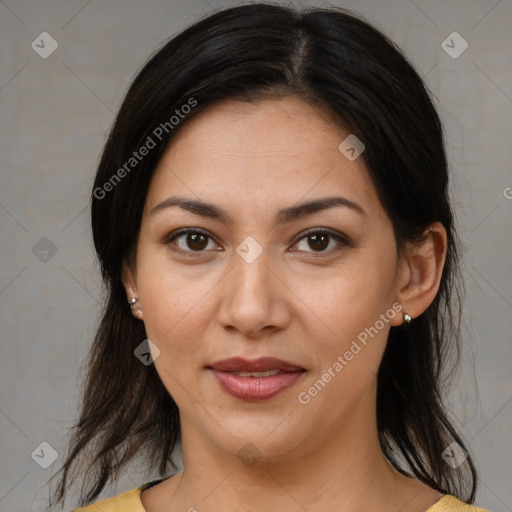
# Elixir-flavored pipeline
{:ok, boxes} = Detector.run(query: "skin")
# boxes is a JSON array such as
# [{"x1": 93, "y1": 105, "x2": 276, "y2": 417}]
[{"x1": 122, "y1": 96, "x2": 448, "y2": 512}]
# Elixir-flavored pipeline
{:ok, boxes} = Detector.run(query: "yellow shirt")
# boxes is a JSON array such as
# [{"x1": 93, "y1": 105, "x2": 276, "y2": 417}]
[{"x1": 73, "y1": 480, "x2": 489, "y2": 512}]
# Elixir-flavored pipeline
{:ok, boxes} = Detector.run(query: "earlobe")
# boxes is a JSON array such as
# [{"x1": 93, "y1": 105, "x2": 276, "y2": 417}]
[
  {"x1": 128, "y1": 297, "x2": 144, "y2": 320},
  {"x1": 391, "y1": 222, "x2": 447, "y2": 326},
  {"x1": 121, "y1": 262, "x2": 144, "y2": 320}
]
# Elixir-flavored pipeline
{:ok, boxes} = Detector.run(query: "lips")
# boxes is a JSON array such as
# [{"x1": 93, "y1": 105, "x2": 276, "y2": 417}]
[
  {"x1": 209, "y1": 357, "x2": 303, "y2": 373},
  {"x1": 207, "y1": 357, "x2": 305, "y2": 401}
]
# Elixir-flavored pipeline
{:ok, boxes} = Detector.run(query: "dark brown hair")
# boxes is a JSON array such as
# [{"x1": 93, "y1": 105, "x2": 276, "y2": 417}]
[{"x1": 50, "y1": 2, "x2": 477, "y2": 508}]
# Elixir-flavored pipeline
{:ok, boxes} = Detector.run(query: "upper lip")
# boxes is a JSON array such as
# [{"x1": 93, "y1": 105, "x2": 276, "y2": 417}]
[{"x1": 208, "y1": 357, "x2": 304, "y2": 372}]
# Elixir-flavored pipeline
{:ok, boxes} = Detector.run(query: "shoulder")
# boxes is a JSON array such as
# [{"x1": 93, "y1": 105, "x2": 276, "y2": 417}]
[
  {"x1": 72, "y1": 483, "x2": 149, "y2": 512},
  {"x1": 427, "y1": 494, "x2": 490, "y2": 512}
]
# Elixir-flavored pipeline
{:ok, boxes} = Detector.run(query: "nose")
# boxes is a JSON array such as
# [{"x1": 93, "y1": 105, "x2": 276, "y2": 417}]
[{"x1": 216, "y1": 247, "x2": 292, "y2": 337}]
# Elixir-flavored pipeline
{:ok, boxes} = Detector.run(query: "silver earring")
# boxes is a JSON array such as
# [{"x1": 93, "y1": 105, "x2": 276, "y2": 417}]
[
  {"x1": 129, "y1": 297, "x2": 143, "y2": 318},
  {"x1": 403, "y1": 313, "x2": 412, "y2": 324}
]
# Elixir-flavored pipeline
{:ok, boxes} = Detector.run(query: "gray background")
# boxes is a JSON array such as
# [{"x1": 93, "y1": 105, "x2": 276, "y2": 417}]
[{"x1": 0, "y1": 0, "x2": 511, "y2": 510}]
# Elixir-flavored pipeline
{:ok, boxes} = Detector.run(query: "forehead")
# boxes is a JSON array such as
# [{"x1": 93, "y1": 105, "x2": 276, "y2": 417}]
[
  {"x1": 144, "y1": 96, "x2": 382, "y2": 223},
  {"x1": 164, "y1": 95, "x2": 349, "y2": 159}
]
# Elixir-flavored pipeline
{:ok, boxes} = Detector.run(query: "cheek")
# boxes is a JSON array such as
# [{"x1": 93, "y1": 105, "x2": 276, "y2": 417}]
[
  {"x1": 290, "y1": 249, "x2": 396, "y2": 337},
  {"x1": 135, "y1": 246, "x2": 225, "y2": 380},
  {"x1": 293, "y1": 275, "x2": 393, "y2": 418},
  {"x1": 288, "y1": 249, "x2": 398, "y2": 397},
  {"x1": 138, "y1": 281, "x2": 214, "y2": 406}
]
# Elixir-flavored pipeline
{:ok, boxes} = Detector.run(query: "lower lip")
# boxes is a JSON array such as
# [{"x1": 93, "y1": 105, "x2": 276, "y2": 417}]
[{"x1": 209, "y1": 369, "x2": 305, "y2": 401}]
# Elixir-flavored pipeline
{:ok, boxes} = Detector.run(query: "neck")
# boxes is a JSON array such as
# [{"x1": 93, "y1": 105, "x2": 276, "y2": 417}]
[{"x1": 166, "y1": 395, "x2": 422, "y2": 512}]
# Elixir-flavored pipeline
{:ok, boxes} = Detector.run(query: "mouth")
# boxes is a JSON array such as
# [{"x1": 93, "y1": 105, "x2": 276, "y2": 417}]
[{"x1": 207, "y1": 357, "x2": 306, "y2": 402}]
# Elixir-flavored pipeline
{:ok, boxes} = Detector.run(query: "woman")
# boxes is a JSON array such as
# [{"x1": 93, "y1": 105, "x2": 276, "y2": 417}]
[{"x1": 50, "y1": 3, "x2": 489, "y2": 511}]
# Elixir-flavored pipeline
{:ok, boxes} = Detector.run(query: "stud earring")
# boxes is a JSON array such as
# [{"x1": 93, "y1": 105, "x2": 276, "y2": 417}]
[
  {"x1": 129, "y1": 297, "x2": 143, "y2": 319},
  {"x1": 403, "y1": 312, "x2": 412, "y2": 324}
]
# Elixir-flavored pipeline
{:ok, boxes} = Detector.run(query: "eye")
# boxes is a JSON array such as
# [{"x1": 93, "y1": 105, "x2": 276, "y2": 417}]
[
  {"x1": 164, "y1": 227, "x2": 348, "y2": 256},
  {"x1": 292, "y1": 229, "x2": 348, "y2": 254},
  {"x1": 165, "y1": 228, "x2": 221, "y2": 254}
]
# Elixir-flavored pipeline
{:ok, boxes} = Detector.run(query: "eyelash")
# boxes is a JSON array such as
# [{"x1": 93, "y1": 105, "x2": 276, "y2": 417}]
[{"x1": 163, "y1": 227, "x2": 349, "y2": 257}]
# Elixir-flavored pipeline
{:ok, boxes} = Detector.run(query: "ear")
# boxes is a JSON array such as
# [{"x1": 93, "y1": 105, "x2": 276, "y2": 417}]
[
  {"x1": 121, "y1": 259, "x2": 138, "y2": 301},
  {"x1": 389, "y1": 221, "x2": 448, "y2": 326}
]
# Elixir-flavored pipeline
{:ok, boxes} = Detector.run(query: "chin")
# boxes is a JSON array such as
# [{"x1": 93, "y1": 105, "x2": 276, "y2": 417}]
[{"x1": 205, "y1": 411, "x2": 314, "y2": 464}]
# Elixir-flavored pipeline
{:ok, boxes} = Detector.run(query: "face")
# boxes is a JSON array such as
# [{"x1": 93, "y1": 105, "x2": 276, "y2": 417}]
[{"x1": 123, "y1": 96, "x2": 407, "y2": 462}]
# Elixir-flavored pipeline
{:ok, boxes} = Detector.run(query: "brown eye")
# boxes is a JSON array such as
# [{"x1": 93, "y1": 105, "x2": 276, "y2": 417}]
[
  {"x1": 166, "y1": 229, "x2": 219, "y2": 253},
  {"x1": 294, "y1": 230, "x2": 347, "y2": 254},
  {"x1": 185, "y1": 232, "x2": 209, "y2": 251},
  {"x1": 307, "y1": 233, "x2": 329, "y2": 251}
]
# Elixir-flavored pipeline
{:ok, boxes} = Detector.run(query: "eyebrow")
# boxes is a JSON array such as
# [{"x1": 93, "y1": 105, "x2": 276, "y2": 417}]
[{"x1": 149, "y1": 195, "x2": 367, "y2": 223}]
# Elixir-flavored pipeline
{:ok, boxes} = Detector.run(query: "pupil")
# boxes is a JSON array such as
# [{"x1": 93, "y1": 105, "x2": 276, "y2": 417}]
[
  {"x1": 188, "y1": 233, "x2": 207, "y2": 250},
  {"x1": 309, "y1": 234, "x2": 328, "y2": 251}
]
